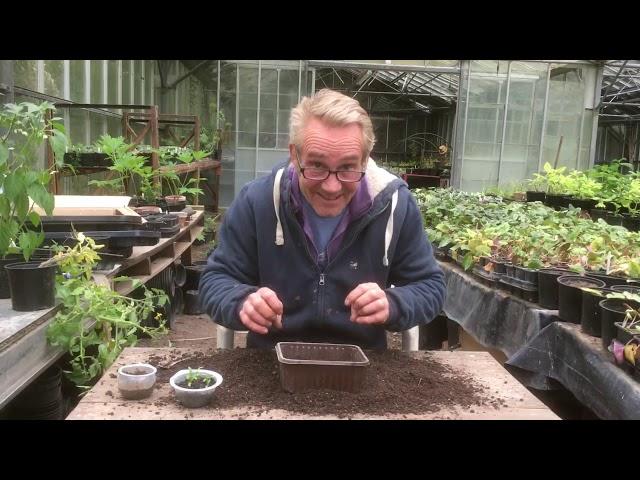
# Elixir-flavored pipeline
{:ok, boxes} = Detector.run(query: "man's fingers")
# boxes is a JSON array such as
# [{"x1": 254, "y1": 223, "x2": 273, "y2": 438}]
[
  {"x1": 258, "y1": 288, "x2": 284, "y2": 315},
  {"x1": 353, "y1": 297, "x2": 387, "y2": 317},
  {"x1": 351, "y1": 288, "x2": 384, "y2": 311},
  {"x1": 239, "y1": 310, "x2": 269, "y2": 334},
  {"x1": 243, "y1": 302, "x2": 273, "y2": 328},
  {"x1": 351, "y1": 313, "x2": 385, "y2": 325},
  {"x1": 344, "y1": 284, "x2": 369, "y2": 306}
]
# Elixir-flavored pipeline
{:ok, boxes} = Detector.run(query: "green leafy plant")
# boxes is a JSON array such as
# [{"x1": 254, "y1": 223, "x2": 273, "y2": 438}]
[
  {"x1": 0, "y1": 101, "x2": 68, "y2": 261},
  {"x1": 46, "y1": 232, "x2": 169, "y2": 387},
  {"x1": 87, "y1": 134, "x2": 151, "y2": 196},
  {"x1": 542, "y1": 162, "x2": 570, "y2": 194},
  {"x1": 159, "y1": 148, "x2": 209, "y2": 199},
  {"x1": 185, "y1": 367, "x2": 213, "y2": 388}
]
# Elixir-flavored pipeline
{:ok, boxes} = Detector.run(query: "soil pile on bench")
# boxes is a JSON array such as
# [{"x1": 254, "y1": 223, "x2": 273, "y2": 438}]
[{"x1": 151, "y1": 348, "x2": 497, "y2": 417}]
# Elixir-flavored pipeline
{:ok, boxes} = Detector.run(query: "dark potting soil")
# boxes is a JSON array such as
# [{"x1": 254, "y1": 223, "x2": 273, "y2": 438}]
[
  {"x1": 149, "y1": 348, "x2": 497, "y2": 417},
  {"x1": 568, "y1": 280, "x2": 603, "y2": 289}
]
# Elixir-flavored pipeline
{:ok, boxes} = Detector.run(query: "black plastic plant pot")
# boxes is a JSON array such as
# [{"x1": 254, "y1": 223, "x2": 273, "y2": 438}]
[
  {"x1": 487, "y1": 259, "x2": 506, "y2": 274},
  {"x1": 589, "y1": 208, "x2": 608, "y2": 222},
  {"x1": 605, "y1": 213, "x2": 624, "y2": 226},
  {"x1": 580, "y1": 288, "x2": 613, "y2": 337},
  {"x1": 623, "y1": 215, "x2": 640, "y2": 232},
  {"x1": 514, "y1": 266, "x2": 527, "y2": 281},
  {"x1": 526, "y1": 191, "x2": 546, "y2": 202},
  {"x1": 557, "y1": 275, "x2": 606, "y2": 324},
  {"x1": 185, "y1": 265, "x2": 206, "y2": 291},
  {"x1": 173, "y1": 262, "x2": 187, "y2": 288},
  {"x1": 614, "y1": 322, "x2": 639, "y2": 345},
  {"x1": 172, "y1": 288, "x2": 184, "y2": 316},
  {"x1": 567, "y1": 197, "x2": 597, "y2": 211},
  {"x1": 5, "y1": 262, "x2": 57, "y2": 311},
  {"x1": 184, "y1": 290, "x2": 204, "y2": 315},
  {"x1": 600, "y1": 298, "x2": 640, "y2": 349},
  {"x1": 584, "y1": 272, "x2": 631, "y2": 288},
  {"x1": 537, "y1": 268, "x2": 570, "y2": 309},
  {"x1": 504, "y1": 263, "x2": 515, "y2": 278},
  {"x1": 521, "y1": 268, "x2": 538, "y2": 285},
  {"x1": 611, "y1": 284, "x2": 640, "y2": 295},
  {"x1": 7, "y1": 364, "x2": 63, "y2": 420},
  {"x1": 0, "y1": 254, "x2": 24, "y2": 299}
]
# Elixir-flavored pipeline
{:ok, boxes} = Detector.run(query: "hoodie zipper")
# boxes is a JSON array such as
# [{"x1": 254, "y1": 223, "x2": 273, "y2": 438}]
[{"x1": 287, "y1": 195, "x2": 392, "y2": 325}]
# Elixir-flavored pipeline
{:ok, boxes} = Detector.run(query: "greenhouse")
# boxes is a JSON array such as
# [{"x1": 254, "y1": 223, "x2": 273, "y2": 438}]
[{"x1": 1, "y1": 59, "x2": 639, "y2": 420}]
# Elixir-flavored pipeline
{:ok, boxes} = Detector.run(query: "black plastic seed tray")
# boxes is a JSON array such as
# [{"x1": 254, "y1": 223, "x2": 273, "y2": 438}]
[
  {"x1": 472, "y1": 266, "x2": 502, "y2": 288},
  {"x1": 94, "y1": 253, "x2": 124, "y2": 271},
  {"x1": 159, "y1": 225, "x2": 181, "y2": 237},
  {"x1": 499, "y1": 276, "x2": 539, "y2": 303},
  {"x1": 43, "y1": 230, "x2": 160, "y2": 248},
  {"x1": 36, "y1": 215, "x2": 143, "y2": 232},
  {"x1": 145, "y1": 214, "x2": 180, "y2": 227},
  {"x1": 275, "y1": 342, "x2": 370, "y2": 393}
]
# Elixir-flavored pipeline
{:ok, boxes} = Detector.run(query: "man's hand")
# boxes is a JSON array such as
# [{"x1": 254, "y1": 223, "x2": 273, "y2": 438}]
[
  {"x1": 239, "y1": 287, "x2": 284, "y2": 334},
  {"x1": 344, "y1": 282, "x2": 389, "y2": 325}
]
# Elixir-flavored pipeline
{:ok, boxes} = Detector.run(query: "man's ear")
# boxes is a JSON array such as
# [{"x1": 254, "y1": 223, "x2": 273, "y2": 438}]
[{"x1": 289, "y1": 144, "x2": 297, "y2": 164}]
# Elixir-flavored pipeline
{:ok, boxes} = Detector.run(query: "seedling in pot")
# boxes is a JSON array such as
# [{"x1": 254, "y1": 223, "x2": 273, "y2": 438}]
[{"x1": 182, "y1": 367, "x2": 216, "y2": 389}]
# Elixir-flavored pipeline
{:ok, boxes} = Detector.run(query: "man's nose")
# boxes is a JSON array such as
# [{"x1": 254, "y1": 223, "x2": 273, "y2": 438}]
[{"x1": 321, "y1": 172, "x2": 342, "y2": 192}]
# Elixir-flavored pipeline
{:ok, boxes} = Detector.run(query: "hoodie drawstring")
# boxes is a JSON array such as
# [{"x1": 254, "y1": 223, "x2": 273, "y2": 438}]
[
  {"x1": 382, "y1": 190, "x2": 399, "y2": 267},
  {"x1": 273, "y1": 167, "x2": 285, "y2": 245}
]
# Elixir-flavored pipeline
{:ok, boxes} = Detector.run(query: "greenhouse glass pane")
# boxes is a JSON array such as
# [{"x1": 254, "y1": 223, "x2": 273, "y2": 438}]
[
  {"x1": 44, "y1": 60, "x2": 64, "y2": 98},
  {"x1": 145, "y1": 61, "x2": 154, "y2": 105},
  {"x1": 542, "y1": 63, "x2": 594, "y2": 171},
  {"x1": 122, "y1": 60, "x2": 132, "y2": 105},
  {"x1": 107, "y1": 61, "x2": 119, "y2": 104},
  {"x1": 107, "y1": 116, "x2": 121, "y2": 137},
  {"x1": 14, "y1": 61, "x2": 38, "y2": 90},
  {"x1": 89, "y1": 112, "x2": 105, "y2": 141},
  {"x1": 70, "y1": 60, "x2": 85, "y2": 103},
  {"x1": 237, "y1": 66, "x2": 258, "y2": 147},
  {"x1": 69, "y1": 109, "x2": 87, "y2": 144},
  {"x1": 91, "y1": 60, "x2": 104, "y2": 103},
  {"x1": 134, "y1": 60, "x2": 143, "y2": 104}
]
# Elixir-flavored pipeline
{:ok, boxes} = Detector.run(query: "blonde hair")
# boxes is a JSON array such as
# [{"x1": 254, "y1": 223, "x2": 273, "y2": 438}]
[{"x1": 289, "y1": 89, "x2": 376, "y2": 158}]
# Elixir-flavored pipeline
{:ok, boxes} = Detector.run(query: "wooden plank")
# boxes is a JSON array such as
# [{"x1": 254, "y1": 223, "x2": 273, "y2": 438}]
[
  {"x1": 67, "y1": 347, "x2": 559, "y2": 420},
  {"x1": 108, "y1": 210, "x2": 203, "y2": 278},
  {"x1": 0, "y1": 302, "x2": 64, "y2": 408}
]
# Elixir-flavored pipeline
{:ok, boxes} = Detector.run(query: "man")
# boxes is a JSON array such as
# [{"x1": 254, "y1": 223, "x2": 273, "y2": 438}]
[{"x1": 199, "y1": 89, "x2": 445, "y2": 349}]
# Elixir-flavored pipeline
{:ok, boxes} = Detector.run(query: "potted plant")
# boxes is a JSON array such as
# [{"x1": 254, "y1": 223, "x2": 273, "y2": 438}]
[
  {"x1": 87, "y1": 135, "x2": 150, "y2": 198},
  {"x1": 194, "y1": 214, "x2": 219, "y2": 245},
  {"x1": 169, "y1": 367, "x2": 223, "y2": 408},
  {"x1": 158, "y1": 148, "x2": 209, "y2": 209},
  {"x1": 117, "y1": 363, "x2": 157, "y2": 400},
  {"x1": 0, "y1": 101, "x2": 68, "y2": 300}
]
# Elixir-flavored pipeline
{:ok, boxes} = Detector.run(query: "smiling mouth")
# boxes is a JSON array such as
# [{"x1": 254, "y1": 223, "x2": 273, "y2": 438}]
[{"x1": 319, "y1": 195, "x2": 341, "y2": 202}]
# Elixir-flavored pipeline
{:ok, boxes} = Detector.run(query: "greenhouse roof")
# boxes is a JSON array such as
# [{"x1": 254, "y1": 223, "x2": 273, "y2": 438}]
[
  {"x1": 600, "y1": 60, "x2": 640, "y2": 122},
  {"x1": 181, "y1": 60, "x2": 640, "y2": 120}
]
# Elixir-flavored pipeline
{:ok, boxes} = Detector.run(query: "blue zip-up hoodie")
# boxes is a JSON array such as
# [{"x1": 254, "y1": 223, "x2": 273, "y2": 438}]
[{"x1": 199, "y1": 158, "x2": 445, "y2": 350}]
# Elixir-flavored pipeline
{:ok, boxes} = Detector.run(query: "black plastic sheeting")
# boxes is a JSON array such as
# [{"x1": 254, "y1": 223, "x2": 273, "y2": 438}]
[{"x1": 440, "y1": 261, "x2": 640, "y2": 419}]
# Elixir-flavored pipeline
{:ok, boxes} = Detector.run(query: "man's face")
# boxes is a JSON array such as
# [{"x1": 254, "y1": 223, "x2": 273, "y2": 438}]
[{"x1": 290, "y1": 117, "x2": 365, "y2": 217}]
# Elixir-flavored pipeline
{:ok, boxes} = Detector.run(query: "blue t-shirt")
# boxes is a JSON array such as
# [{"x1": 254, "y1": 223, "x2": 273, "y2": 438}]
[{"x1": 301, "y1": 195, "x2": 346, "y2": 266}]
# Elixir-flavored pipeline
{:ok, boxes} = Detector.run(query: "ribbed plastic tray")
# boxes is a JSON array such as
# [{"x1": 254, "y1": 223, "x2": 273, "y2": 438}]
[{"x1": 275, "y1": 342, "x2": 370, "y2": 393}]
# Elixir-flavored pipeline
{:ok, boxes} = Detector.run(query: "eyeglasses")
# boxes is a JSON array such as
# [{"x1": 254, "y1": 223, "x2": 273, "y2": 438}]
[{"x1": 294, "y1": 148, "x2": 365, "y2": 183}]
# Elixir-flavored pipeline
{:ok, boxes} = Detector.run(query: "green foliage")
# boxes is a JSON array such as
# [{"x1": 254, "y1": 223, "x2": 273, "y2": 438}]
[
  {"x1": 185, "y1": 367, "x2": 213, "y2": 388},
  {"x1": 46, "y1": 233, "x2": 169, "y2": 387},
  {"x1": 415, "y1": 187, "x2": 640, "y2": 276},
  {"x1": 158, "y1": 147, "x2": 210, "y2": 199},
  {"x1": 0, "y1": 101, "x2": 69, "y2": 259}
]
